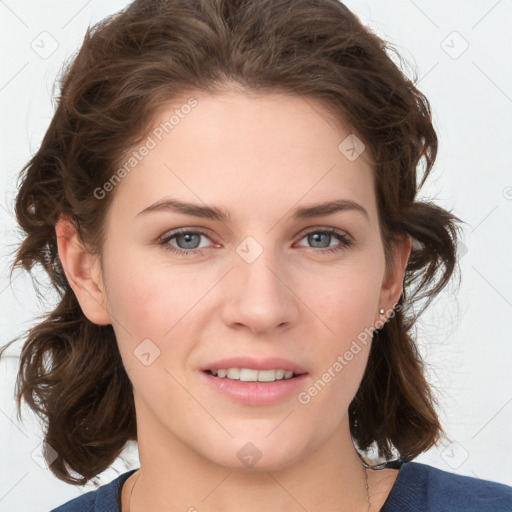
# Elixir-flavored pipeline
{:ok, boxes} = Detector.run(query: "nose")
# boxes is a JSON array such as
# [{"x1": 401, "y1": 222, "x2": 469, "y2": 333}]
[{"x1": 220, "y1": 244, "x2": 300, "y2": 336}]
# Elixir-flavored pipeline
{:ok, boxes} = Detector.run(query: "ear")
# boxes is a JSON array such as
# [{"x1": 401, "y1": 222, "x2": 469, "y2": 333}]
[
  {"x1": 374, "y1": 234, "x2": 412, "y2": 325},
  {"x1": 55, "y1": 215, "x2": 111, "y2": 325}
]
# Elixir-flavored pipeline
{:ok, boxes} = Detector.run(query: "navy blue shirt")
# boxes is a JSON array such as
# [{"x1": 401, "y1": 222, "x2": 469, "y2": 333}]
[{"x1": 49, "y1": 461, "x2": 512, "y2": 511}]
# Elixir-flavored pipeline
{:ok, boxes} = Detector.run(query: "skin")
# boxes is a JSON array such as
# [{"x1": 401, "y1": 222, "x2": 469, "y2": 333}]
[{"x1": 56, "y1": 90, "x2": 411, "y2": 512}]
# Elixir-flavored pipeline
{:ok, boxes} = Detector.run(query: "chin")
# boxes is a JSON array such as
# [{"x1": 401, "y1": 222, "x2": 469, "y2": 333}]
[{"x1": 203, "y1": 435, "x2": 309, "y2": 473}]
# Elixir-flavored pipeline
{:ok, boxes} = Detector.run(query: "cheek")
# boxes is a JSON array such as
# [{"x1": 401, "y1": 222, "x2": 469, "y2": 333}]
[
  {"x1": 301, "y1": 284, "x2": 374, "y2": 421},
  {"x1": 316, "y1": 266, "x2": 382, "y2": 339},
  {"x1": 103, "y1": 250, "x2": 214, "y2": 377},
  {"x1": 302, "y1": 264, "x2": 380, "y2": 396},
  {"x1": 104, "y1": 249, "x2": 195, "y2": 332}
]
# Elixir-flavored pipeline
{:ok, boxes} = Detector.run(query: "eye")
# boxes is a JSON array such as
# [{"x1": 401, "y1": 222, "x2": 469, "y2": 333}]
[
  {"x1": 158, "y1": 228, "x2": 213, "y2": 256},
  {"x1": 295, "y1": 227, "x2": 353, "y2": 254}
]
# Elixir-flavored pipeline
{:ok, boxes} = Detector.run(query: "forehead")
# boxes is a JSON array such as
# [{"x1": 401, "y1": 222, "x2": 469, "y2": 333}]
[{"x1": 107, "y1": 91, "x2": 377, "y2": 226}]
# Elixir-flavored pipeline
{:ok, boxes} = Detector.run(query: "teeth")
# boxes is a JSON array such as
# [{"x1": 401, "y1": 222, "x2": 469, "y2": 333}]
[{"x1": 209, "y1": 368, "x2": 298, "y2": 382}]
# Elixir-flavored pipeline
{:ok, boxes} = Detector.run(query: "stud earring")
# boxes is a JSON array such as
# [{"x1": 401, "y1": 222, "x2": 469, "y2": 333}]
[{"x1": 379, "y1": 308, "x2": 385, "y2": 314}]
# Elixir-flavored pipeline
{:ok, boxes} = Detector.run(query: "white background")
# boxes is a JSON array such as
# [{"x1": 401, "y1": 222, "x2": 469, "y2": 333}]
[{"x1": 1, "y1": 1, "x2": 511, "y2": 510}]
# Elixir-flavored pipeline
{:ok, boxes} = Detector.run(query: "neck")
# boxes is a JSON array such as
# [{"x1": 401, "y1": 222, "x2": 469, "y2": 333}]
[{"x1": 127, "y1": 401, "x2": 370, "y2": 512}]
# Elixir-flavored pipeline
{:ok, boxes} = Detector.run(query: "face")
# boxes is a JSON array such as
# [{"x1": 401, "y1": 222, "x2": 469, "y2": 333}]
[{"x1": 83, "y1": 91, "x2": 406, "y2": 471}]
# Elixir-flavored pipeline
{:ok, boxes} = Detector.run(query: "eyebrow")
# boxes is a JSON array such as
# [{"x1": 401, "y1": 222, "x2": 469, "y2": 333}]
[{"x1": 136, "y1": 197, "x2": 369, "y2": 223}]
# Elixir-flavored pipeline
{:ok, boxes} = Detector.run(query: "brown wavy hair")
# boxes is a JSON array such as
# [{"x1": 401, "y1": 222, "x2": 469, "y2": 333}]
[{"x1": 1, "y1": 0, "x2": 463, "y2": 484}]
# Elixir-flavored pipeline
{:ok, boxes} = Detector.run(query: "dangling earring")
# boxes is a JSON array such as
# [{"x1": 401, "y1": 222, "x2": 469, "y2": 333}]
[{"x1": 374, "y1": 308, "x2": 386, "y2": 336}]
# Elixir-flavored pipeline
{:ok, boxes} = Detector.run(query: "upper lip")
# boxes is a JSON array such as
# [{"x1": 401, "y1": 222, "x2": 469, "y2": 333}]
[{"x1": 201, "y1": 357, "x2": 308, "y2": 374}]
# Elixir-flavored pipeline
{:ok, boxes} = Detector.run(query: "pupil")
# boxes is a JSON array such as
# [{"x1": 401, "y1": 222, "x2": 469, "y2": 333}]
[
  {"x1": 179, "y1": 233, "x2": 199, "y2": 249},
  {"x1": 310, "y1": 233, "x2": 329, "y2": 248}
]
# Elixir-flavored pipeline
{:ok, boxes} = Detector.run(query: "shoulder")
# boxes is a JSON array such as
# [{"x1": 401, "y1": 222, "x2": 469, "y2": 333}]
[
  {"x1": 382, "y1": 461, "x2": 512, "y2": 512},
  {"x1": 49, "y1": 469, "x2": 138, "y2": 512}
]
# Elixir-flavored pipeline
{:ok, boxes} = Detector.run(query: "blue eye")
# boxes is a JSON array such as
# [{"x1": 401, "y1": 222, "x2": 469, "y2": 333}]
[
  {"x1": 297, "y1": 228, "x2": 353, "y2": 253},
  {"x1": 158, "y1": 227, "x2": 353, "y2": 256},
  {"x1": 158, "y1": 229, "x2": 211, "y2": 256}
]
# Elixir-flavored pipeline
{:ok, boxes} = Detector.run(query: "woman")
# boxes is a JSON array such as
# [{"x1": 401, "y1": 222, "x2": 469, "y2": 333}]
[{"x1": 1, "y1": 0, "x2": 511, "y2": 511}]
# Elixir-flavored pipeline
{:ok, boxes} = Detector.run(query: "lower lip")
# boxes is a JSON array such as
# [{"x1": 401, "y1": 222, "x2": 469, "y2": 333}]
[{"x1": 200, "y1": 371, "x2": 309, "y2": 406}]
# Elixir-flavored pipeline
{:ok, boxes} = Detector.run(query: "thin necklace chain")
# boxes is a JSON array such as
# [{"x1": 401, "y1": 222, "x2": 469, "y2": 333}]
[
  {"x1": 128, "y1": 471, "x2": 139, "y2": 512},
  {"x1": 363, "y1": 462, "x2": 371, "y2": 512},
  {"x1": 128, "y1": 463, "x2": 371, "y2": 512}
]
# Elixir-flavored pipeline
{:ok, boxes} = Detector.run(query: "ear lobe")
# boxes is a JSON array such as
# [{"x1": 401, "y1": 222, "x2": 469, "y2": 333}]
[
  {"x1": 55, "y1": 215, "x2": 111, "y2": 326},
  {"x1": 376, "y1": 234, "x2": 412, "y2": 322}
]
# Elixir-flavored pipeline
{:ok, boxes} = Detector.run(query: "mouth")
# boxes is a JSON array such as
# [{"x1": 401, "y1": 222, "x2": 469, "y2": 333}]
[
  {"x1": 200, "y1": 368, "x2": 309, "y2": 406},
  {"x1": 203, "y1": 368, "x2": 306, "y2": 382}
]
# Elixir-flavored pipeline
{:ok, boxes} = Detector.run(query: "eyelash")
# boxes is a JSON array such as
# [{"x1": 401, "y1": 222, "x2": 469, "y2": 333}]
[{"x1": 157, "y1": 227, "x2": 353, "y2": 257}]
